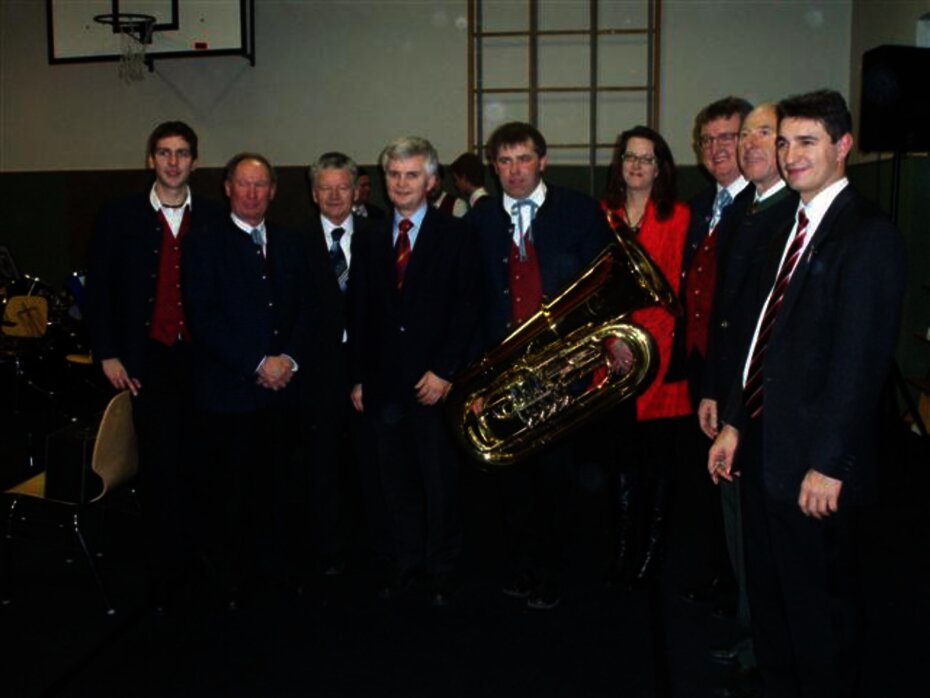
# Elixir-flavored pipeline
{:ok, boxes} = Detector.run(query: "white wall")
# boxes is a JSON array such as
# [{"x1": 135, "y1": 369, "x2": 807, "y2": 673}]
[
  {"x1": 1, "y1": 1, "x2": 860, "y2": 172},
  {"x1": 662, "y1": 0, "x2": 851, "y2": 166}
]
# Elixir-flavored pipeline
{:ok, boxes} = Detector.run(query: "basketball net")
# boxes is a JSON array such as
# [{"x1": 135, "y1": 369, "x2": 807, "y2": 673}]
[{"x1": 118, "y1": 21, "x2": 153, "y2": 83}]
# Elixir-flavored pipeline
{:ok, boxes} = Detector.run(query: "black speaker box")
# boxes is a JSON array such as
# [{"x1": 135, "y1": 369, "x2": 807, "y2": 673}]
[{"x1": 860, "y1": 45, "x2": 930, "y2": 153}]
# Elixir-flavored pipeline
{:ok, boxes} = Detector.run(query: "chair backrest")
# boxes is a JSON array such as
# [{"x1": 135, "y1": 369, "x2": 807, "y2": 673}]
[
  {"x1": 2, "y1": 295, "x2": 48, "y2": 337},
  {"x1": 90, "y1": 390, "x2": 138, "y2": 501}
]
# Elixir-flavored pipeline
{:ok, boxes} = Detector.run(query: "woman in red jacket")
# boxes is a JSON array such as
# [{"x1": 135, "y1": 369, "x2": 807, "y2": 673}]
[{"x1": 601, "y1": 125, "x2": 692, "y2": 587}]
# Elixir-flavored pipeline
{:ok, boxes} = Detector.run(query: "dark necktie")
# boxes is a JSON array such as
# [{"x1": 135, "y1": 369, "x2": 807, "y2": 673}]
[
  {"x1": 743, "y1": 209, "x2": 810, "y2": 418},
  {"x1": 330, "y1": 227, "x2": 348, "y2": 293},
  {"x1": 395, "y1": 218, "x2": 413, "y2": 289}
]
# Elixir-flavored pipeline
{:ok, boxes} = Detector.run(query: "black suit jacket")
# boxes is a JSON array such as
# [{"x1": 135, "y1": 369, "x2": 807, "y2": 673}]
[
  {"x1": 465, "y1": 184, "x2": 613, "y2": 350},
  {"x1": 701, "y1": 186, "x2": 798, "y2": 404},
  {"x1": 723, "y1": 184, "x2": 906, "y2": 503},
  {"x1": 299, "y1": 214, "x2": 370, "y2": 414},
  {"x1": 85, "y1": 192, "x2": 224, "y2": 380},
  {"x1": 350, "y1": 207, "x2": 479, "y2": 410},
  {"x1": 183, "y1": 217, "x2": 314, "y2": 413}
]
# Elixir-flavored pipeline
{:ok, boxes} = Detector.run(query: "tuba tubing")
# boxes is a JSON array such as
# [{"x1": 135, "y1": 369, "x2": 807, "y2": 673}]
[{"x1": 446, "y1": 234, "x2": 678, "y2": 468}]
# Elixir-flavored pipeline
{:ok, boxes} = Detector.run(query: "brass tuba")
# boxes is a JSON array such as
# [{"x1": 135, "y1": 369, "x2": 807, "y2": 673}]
[{"x1": 446, "y1": 231, "x2": 678, "y2": 468}]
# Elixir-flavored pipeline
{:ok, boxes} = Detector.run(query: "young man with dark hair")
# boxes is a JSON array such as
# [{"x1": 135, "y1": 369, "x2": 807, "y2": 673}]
[
  {"x1": 450, "y1": 152, "x2": 488, "y2": 208},
  {"x1": 709, "y1": 89, "x2": 906, "y2": 697},
  {"x1": 86, "y1": 120, "x2": 222, "y2": 613}
]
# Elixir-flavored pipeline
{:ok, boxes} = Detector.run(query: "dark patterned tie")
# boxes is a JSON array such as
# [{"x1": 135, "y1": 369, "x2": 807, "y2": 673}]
[
  {"x1": 395, "y1": 218, "x2": 413, "y2": 289},
  {"x1": 330, "y1": 227, "x2": 348, "y2": 293},
  {"x1": 743, "y1": 209, "x2": 810, "y2": 418}
]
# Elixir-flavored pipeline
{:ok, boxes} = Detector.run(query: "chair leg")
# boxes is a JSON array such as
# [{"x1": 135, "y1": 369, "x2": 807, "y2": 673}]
[
  {"x1": 72, "y1": 512, "x2": 115, "y2": 615},
  {"x1": 2, "y1": 497, "x2": 20, "y2": 605}
]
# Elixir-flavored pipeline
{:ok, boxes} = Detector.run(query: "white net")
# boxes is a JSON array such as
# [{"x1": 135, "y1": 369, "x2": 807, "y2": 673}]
[{"x1": 117, "y1": 20, "x2": 154, "y2": 84}]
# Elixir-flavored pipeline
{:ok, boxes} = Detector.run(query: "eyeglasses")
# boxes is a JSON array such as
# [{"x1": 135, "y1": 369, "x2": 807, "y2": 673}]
[
  {"x1": 621, "y1": 152, "x2": 657, "y2": 166},
  {"x1": 698, "y1": 132, "x2": 739, "y2": 150}
]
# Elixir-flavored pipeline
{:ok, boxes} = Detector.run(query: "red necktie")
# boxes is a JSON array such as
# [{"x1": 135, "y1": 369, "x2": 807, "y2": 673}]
[
  {"x1": 744, "y1": 209, "x2": 810, "y2": 418},
  {"x1": 395, "y1": 218, "x2": 413, "y2": 289}
]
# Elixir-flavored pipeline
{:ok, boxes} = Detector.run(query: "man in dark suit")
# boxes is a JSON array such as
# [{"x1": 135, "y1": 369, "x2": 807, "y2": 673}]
[
  {"x1": 300, "y1": 151, "x2": 390, "y2": 581},
  {"x1": 466, "y1": 122, "x2": 613, "y2": 609},
  {"x1": 350, "y1": 136, "x2": 478, "y2": 606},
  {"x1": 352, "y1": 166, "x2": 388, "y2": 221},
  {"x1": 709, "y1": 90, "x2": 906, "y2": 698},
  {"x1": 86, "y1": 121, "x2": 222, "y2": 612},
  {"x1": 670, "y1": 96, "x2": 754, "y2": 608},
  {"x1": 183, "y1": 152, "x2": 313, "y2": 608},
  {"x1": 698, "y1": 102, "x2": 799, "y2": 690}
]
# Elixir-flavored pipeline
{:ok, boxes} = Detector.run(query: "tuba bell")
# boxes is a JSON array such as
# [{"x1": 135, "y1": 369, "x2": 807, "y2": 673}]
[{"x1": 446, "y1": 232, "x2": 678, "y2": 468}]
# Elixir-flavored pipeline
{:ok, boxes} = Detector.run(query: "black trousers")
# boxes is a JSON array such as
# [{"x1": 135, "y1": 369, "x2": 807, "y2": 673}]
[
  {"x1": 301, "y1": 348, "x2": 391, "y2": 571},
  {"x1": 130, "y1": 339, "x2": 198, "y2": 587},
  {"x1": 740, "y1": 418, "x2": 865, "y2": 698},
  {"x1": 199, "y1": 406, "x2": 300, "y2": 592},
  {"x1": 372, "y1": 400, "x2": 462, "y2": 578}
]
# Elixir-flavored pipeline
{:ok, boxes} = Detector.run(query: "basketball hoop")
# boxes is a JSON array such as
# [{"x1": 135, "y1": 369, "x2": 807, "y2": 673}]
[{"x1": 93, "y1": 13, "x2": 156, "y2": 83}]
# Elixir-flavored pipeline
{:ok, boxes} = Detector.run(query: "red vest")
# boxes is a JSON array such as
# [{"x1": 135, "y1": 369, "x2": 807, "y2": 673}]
[
  {"x1": 149, "y1": 207, "x2": 192, "y2": 346},
  {"x1": 508, "y1": 239, "x2": 544, "y2": 326},
  {"x1": 435, "y1": 192, "x2": 457, "y2": 216},
  {"x1": 684, "y1": 230, "x2": 718, "y2": 358}
]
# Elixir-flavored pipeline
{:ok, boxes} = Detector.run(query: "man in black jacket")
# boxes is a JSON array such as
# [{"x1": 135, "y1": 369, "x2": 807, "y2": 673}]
[{"x1": 86, "y1": 121, "x2": 222, "y2": 612}]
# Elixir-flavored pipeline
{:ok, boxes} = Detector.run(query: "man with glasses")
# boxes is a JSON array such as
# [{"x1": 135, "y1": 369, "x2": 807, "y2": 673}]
[
  {"x1": 86, "y1": 121, "x2": 223, "y2": 614},
  {"x1": 668, "y1": 97, "x2": 753, "y2": 614}
]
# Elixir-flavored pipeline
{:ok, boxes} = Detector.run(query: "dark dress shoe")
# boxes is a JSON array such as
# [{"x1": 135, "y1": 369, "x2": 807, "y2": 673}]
[
  {"x1": 526, "y1": 580, "x2": 561, "y2": 610},
  {"x1": 502, "y1": 570, "x2": 538, "y2": 598},
  {"x1": 428, "y1": 574, "x2": 459, "y2": 607},
  {"x1": 708, "y1": 643, "x2": 740, "y2": 665}
]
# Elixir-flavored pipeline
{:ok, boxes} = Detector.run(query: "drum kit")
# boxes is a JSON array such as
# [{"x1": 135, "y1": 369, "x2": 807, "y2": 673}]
[{"x1": 1, "y1": 267, "x2": 110, "y2": 489}]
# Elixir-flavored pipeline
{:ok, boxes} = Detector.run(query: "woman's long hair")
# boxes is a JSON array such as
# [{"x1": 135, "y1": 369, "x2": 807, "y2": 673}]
[{"x1": 603, "y1": 125, "x2": 678, "y2": 221}]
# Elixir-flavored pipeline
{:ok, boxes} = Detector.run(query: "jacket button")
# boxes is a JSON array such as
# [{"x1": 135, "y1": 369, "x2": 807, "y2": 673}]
[
  {"x1": 267, "y1": 301, "x2": 273, "y2": 307},
  {"x1": 720, "y1": 320, "x2": 729, "y2": 328}
]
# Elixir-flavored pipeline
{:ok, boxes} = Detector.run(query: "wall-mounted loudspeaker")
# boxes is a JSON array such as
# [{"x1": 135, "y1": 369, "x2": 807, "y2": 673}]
[{"x1": 860, "y1": 45, "x2": 930, "y2": 153}]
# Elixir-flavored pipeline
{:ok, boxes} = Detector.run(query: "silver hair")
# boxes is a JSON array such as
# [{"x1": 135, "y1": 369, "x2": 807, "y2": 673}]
[
  {"x1": 308, "y1": 151, "x2": 358, "y2": 187},
  {"x1": 379, "y1": 136, "x2": 439, "y2": 177}
]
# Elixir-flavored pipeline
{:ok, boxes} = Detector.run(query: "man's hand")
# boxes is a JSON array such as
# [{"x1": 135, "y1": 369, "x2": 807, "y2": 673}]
[
  {"x1": 415, "y1": 371, "x2": 451, "y2": 406},
  {"x1": 698, "y1": 398, "x2": 719, "y2": 439},
  {"x1": 798, "y1": 469, "x2": 842, "y2": 519},
  {"x1": 257, "y1": 355, "x2": 294, "y2": 391},
  {"x1": 707, "y1": 424, "x2": 740, "y2": 485},
  {"x1": 351, "y1": 384, "x2": 364, "y2": 412},
  {"x1": 101, "y1": 358, "x2": 141, "y2": 396}
]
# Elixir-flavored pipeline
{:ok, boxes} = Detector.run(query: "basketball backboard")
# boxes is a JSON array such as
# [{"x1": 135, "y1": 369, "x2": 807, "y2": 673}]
[{"x1": 47, "y1": 0, "x2": 254, "y2": 66}]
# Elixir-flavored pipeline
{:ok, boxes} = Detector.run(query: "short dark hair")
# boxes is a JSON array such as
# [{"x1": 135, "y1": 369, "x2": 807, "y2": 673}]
[
  {"x1": 309, "y1": 151, "x2": 358, "y2": 187},
  {"x1": 777, "y1": 89, "x2": 852, "y2": 144},
  {"x1": 147, "y1": 121, "x2": 198, "y2": 161},
  {"x1": 603, "y1": 125, "x2": 678, "y2": 221},
  {"x1": 693, "y1": 96, "x2": 753, "y2": 144},
  {"x1": 450, "y1": 152, "x2": 485, "y2": 187},
  {"x1": 224, "y1": 152, "x2": 277, "y2": 185},
  {"x1": 484, "y1": 122, "x2": 547, "y2": 162},
  {"x1": 356, "y1": 166, "x2": 371, "y2": 180}
]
